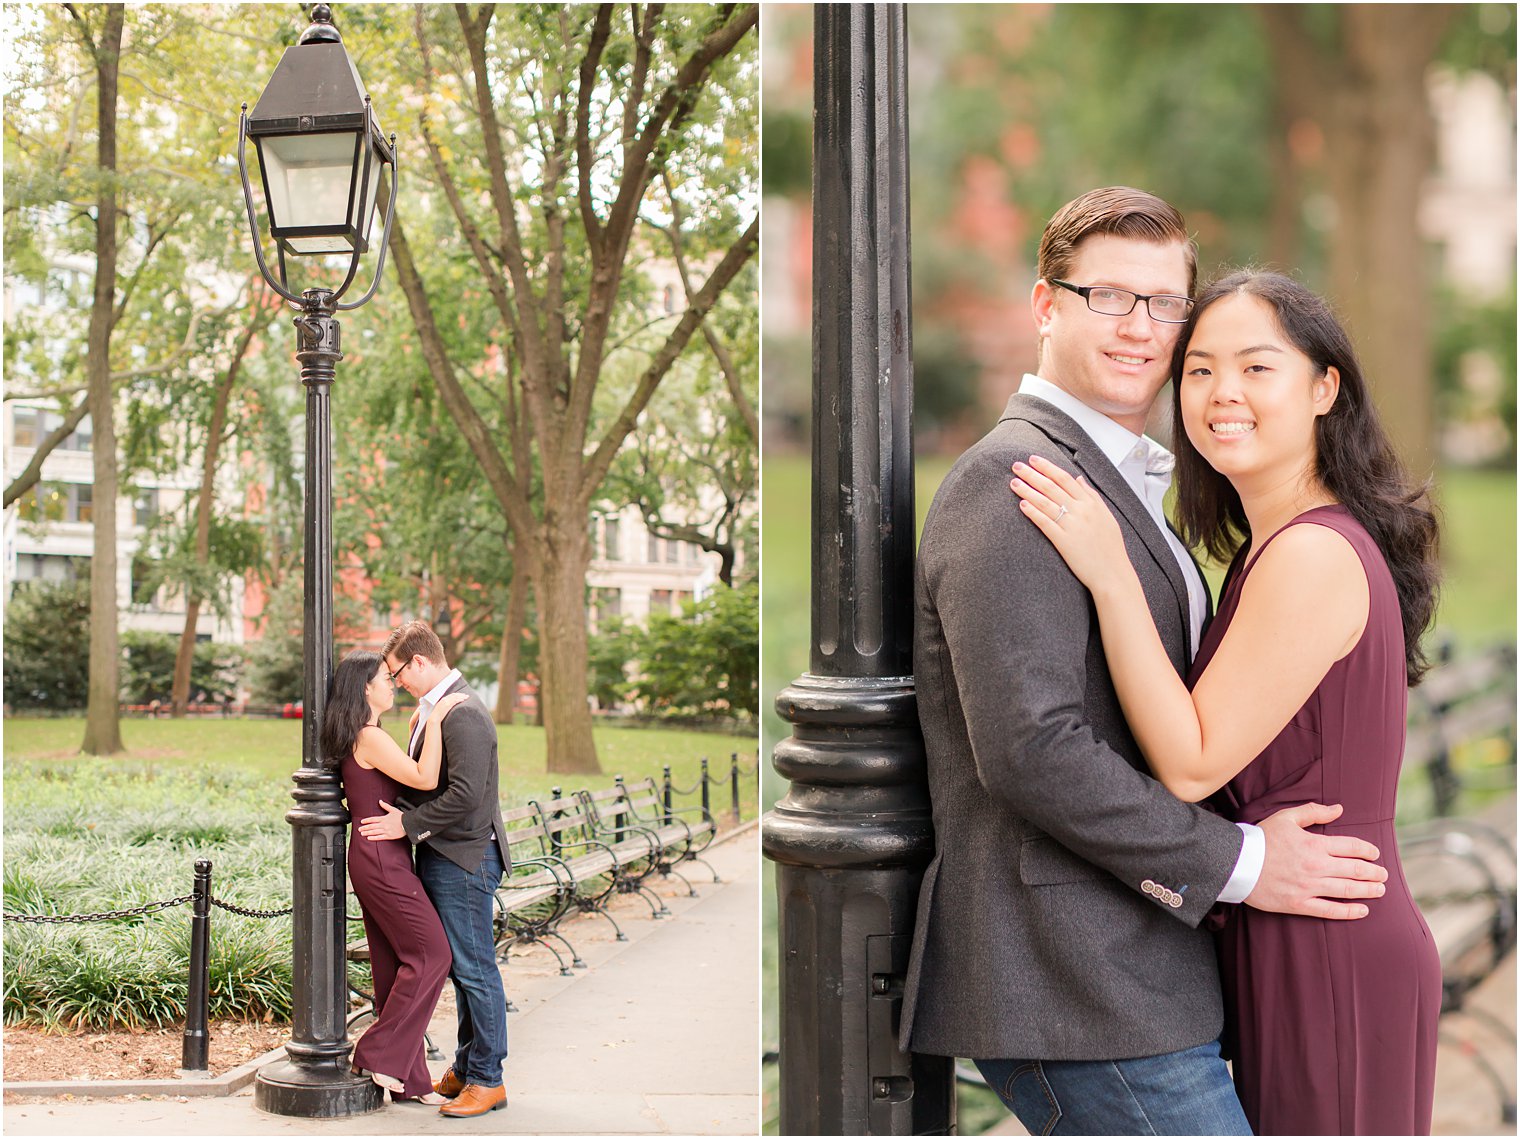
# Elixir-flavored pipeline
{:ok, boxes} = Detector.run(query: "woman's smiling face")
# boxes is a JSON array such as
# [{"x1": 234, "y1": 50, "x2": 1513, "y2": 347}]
[{"x1": 1179, "y1": 293, "x2": 1339, "y2": 486}]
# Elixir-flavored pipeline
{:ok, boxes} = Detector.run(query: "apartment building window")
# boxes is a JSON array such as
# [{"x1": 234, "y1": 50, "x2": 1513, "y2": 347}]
[
  {"x1": 604, "y1": 516, "x2": 621, "y2": 562},
  {"x1": 593, "y1": 587, "x2": 622, "y2": 630},
  {"x1": 647, "y1": 531, "x2": 659, "y2": 563},
  {"x1": 650, "y1": 588, "x2": 673, "y2": 616},
  {"x1": 9, "y1": 409, "x2": 92, "y2": 452},
  {"x1": 14, "y1": 553, "x2": 86, "y2": 583},
  {"x1": 134, "y1": 489, "x2": 159, "y2": 527},
  {"x1": 18, "y1": 483, "x2": 93, "y2": 523},
  {"x1": 15, "y1": 483, "x2": 66, "y2": 523},
  {"x1": 130, "y1": 556, "x2": 159, "y2": 608},
  {"x1": 13, "y1": 408, "x2": 39, "y2": 447},
  {"x1": 664, "y1": 537, "x2": 680, "y2": 564}
]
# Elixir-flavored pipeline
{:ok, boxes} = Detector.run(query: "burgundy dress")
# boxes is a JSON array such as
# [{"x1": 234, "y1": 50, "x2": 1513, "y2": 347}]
[
  {"x1": 1194, "y1": 506, "x2": 1440, "y2": 1135},
  {"x1": 343, "y1": 754, "x2": 452, "y2": 1099}
]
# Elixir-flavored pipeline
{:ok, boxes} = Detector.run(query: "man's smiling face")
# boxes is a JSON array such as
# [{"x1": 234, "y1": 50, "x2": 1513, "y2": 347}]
[{"x1": 1031, "y1": 233, "x2": 1191, "y2": 435}]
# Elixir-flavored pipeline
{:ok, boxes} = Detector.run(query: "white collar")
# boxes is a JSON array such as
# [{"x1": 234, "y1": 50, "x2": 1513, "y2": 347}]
[
  {"x1": 418, "y1": 668, "x2": 462, "y2": 707},
  {"x1": 1018, "y1": 373, "x2": 1170, "y2": 473}
]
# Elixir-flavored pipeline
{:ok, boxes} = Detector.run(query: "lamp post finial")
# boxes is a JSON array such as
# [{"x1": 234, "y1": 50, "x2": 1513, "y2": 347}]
[{"x1": 299, "y1": 5, "x2": 341, "y2": 45}]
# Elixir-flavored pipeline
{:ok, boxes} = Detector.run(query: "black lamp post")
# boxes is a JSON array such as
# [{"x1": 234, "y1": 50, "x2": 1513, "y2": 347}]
[
  {"x1": 763, "y1": 5, "x2": 954, "y2": 1134},
  {"x1": 237, "y1": 3, "x2": 397, "y2": 1118}
]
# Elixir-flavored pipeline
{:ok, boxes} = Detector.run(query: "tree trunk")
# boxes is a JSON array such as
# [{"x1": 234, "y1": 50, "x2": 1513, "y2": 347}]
[
  {"x1": 1321, "y1": 7, "x2": 1447, "y2": 477},
  {"x1": 534, "y1": 519, "x2": 598, "y2": 774},
  {"x1": 170, "y1": 599, "x2": 200, "y2": 714},
  {"x1": 81, "y1": 4, "x2": 125, "y2": 756},
  {"x1": 1261, "y1": 4, "x2": 1451, "y2": 476},
  {"x1": 493, "y1": 564, "x2": 529, "y2": 725},
  {"x1": 171, "y1": 323, "x2": 249, "y2": 716}
]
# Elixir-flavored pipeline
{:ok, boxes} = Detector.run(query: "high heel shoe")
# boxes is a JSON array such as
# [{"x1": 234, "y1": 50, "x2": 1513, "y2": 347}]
[{"x1": 368, "y1": 1071, "x2": 406, "y2": 1094}]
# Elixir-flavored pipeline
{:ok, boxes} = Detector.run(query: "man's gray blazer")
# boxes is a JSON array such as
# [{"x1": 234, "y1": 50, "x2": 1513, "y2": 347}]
[
  {"x1": 398, "y1": 677, "x2": 510, "y2": 875},
  {"x1": 899, "y1": 394, "x2": 1244, "y2": 1062}
]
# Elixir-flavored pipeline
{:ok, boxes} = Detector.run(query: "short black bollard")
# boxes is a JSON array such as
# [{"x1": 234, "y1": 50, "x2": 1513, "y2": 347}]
[
  {"x1": 183, "y1": 858, "x2": 213, "y2": 1072},
  {"x1": 700, "y1": 757, "x2": 711, "y2": 818},
  {"x1": 731, "y1": 752, "x2": 741, "y2": 823},
  {"x1": 550, "y1": 786, "x2": 564, "y2": 853},
  {"x1": 614, "y1": 775, "x2": 628, "y2": 836},
  {"x1": 662, "y1": 765, "x2": 673, "y2": 825}
]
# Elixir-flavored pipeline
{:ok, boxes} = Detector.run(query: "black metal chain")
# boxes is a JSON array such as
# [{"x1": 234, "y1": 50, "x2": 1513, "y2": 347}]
[
  {"x1": 209, "y1": 896, "x2": 293, "y2": 919},
  {"x1": 6, "y1": 892, "x2": 295, "y2": 924},
  {"x1": 3, "y1": 895, "x2": 195, "y2": 923}
]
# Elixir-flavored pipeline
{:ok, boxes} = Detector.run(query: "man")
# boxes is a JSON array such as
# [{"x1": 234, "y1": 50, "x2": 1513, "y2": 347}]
[
  {"x1": 898, "y1": 187, "x2": 1388, "y2": 1134},
  {"x1": 359, "y1": 620, "x2": 510, "y2": 1117}
]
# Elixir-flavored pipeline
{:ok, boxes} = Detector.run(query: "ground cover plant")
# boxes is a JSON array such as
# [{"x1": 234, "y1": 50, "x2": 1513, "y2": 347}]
[{"x1": 3, "y1": 760, "x2": 294, "y2": 1030}]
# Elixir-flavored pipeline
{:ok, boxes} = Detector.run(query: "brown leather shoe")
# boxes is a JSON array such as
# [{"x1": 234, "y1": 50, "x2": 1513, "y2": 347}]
[
  {"x1": 433, "y1": 1067, "x2": 465, "y2": 1099},
  {"x1": 438, "y1": 1083, "x2": 507, "y2": 1117}
]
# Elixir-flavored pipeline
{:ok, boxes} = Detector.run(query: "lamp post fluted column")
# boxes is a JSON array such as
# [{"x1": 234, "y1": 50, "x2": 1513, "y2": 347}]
[
  {"x1": 762, "y1": 5, "x2": 954, "y2": 1134},
  {"x1": 253, "y1": 289, "x2": 380, "y2": 1117}
]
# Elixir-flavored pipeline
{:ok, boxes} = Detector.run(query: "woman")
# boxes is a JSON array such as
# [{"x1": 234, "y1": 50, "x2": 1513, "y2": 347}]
[
  {"x1": 1009, "y1": 270, "x2": 1441, "y2": 1135},
  {"x1": 321, "y1": 649, "x2": 469, "y2": 1104}
]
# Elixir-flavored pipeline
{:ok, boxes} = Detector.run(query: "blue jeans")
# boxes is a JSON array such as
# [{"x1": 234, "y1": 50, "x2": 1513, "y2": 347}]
[
  {"x1": 973, "y1": 1037, "x2": 1251, "y2": 1136},
  {"x1": 417, "y1": 844, "x2": 508, "y2": 1086}
]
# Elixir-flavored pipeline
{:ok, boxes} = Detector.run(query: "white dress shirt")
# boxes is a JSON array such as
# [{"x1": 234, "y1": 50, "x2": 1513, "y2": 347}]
[
  {"x1": 1017, "y1": 374, "x2": 1264, "y2": 903},
  {"x1": 407, "y1": 667, "x2": 463, "y2": 755}
]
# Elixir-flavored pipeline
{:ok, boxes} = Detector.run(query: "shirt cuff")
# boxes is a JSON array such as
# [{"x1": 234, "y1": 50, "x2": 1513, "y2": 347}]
[{"x1": 1216, "y1": 822, "x2": 1265, "y2": 904}]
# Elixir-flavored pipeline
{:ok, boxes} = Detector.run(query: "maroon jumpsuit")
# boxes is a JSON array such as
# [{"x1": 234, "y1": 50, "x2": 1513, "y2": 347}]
[
  {"x1": 344, "y1": 755, "x2": 452, "y2": 1099},
  {"x1": 1197, "y1": 506, "x2": 1440, "y2": 1135}
]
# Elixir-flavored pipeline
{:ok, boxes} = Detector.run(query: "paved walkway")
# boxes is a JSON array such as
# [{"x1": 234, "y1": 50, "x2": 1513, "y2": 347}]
[{"x1": 4, "y1": 824, "x2": 760, "y2": 1136}]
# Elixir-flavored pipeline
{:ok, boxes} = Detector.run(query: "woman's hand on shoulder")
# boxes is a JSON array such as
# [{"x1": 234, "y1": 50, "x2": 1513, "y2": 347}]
[{"x1": 1009, "y1": 455, "x2": 1128, "y2": 595}]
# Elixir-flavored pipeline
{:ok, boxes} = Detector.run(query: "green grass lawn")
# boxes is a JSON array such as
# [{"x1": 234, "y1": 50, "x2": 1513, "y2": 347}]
[{"x1": 3, "y1": 717, "x2": 761, "y2": 819}]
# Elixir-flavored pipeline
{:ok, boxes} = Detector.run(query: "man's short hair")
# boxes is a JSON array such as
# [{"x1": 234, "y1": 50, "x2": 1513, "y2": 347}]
[
  {"x1": 1037, "y1": 186, "x2": 1197, "y2": 297},
  {"x1": 382, "y1": 620, "x2": 447, "y2": 668}
]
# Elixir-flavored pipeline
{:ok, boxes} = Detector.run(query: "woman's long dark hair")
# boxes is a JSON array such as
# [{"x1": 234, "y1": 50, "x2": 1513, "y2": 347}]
[
  {"x1": 1171, "y1": 270, "x2": 1441, "y2": 685},
  {"x1": 320, "y1": 650, "x2": 384, "y2": 771}
]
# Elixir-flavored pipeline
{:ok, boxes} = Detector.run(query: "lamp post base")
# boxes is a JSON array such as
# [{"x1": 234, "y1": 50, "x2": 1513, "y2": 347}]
[{"x1": 253, "y1": 1058, "x2": 383, "y2": 1117}]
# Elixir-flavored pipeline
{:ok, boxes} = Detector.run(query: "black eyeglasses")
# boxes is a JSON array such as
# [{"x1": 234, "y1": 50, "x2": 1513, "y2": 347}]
[
  {"x1": 1050, "y1": 279, "x2": 1193, "y2": 324},
  {"x1": 387, "y1": 658, "x2": 412, "y2": 684}
]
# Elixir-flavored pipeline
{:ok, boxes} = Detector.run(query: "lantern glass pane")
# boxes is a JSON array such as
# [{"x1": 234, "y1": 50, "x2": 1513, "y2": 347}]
[
  {"x1": 259, "y1": 131, "x2": 360, "y2": 234},
  {"x1": 353, "y1": 138, "x2": 385, "y2": 245}
]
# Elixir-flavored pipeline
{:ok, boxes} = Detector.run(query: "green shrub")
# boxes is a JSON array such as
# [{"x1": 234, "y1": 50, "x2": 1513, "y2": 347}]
[
  {"x1": 2, "y1": 580, "x2": 90, "y2": 710},
  {"x1": 119, "y1": 631, "x2": 244, "y2": 704}
]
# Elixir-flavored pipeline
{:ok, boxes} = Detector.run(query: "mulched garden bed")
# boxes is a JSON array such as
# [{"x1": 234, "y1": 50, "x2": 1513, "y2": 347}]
[{"x1": 2, "y1": 1020, "x2": 288, "y2": 1083}]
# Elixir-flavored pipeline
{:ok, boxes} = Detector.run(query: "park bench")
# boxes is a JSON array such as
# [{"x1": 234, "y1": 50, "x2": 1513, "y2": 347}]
[
  {"x1": 1403, "y1": 641, "x2": 1516, "y2": 819},
  {"x1": 586, "y1": 775, "x2": 720, "y2": 897},
  {"x1": 535, "y1": 789, "x2": 666, "y2": 934},
  {"x1": 1398, "y1": 643, "x2": 1517, "y2": 1123},
  {"x1": 1400, "y1": 791, "x2": 1516, "y2": 1122},
  {"x1": 489, "y1": 802, "x2": 581, "y2": 976}
]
